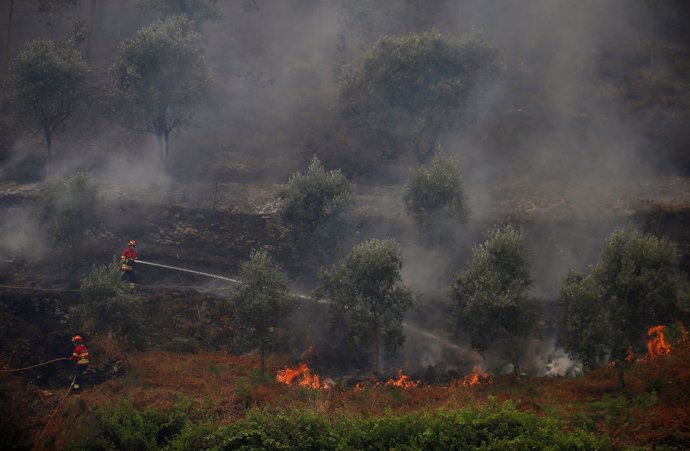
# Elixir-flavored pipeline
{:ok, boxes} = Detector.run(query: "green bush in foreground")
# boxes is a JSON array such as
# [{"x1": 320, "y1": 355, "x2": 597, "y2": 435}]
[
  {"x1": 66, "y1": 400, "x2": 609, "y2": 450},
  {"x1": 208, "y1": 401, "x2": 608, "y2": 451},
  {"x1": 66, "y1": 401, "x2": 191, "y2": 451}
]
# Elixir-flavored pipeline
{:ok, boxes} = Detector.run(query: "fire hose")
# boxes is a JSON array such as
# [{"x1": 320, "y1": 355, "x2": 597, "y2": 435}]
[
  {"x1": 0, "y1": 357, "x2": 70, "y2": 372},
  {"x1": 135, "y1": 260, "x2": 324, "y2": 302},
  {"x1": 135, "y1": 259, "x2": 241, "y2": 283},
  {"x1": 33, "y1": 373, "x2": 76, "y2": 449}
]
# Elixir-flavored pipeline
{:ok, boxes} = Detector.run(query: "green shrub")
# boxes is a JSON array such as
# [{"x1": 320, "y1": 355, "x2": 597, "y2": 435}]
[
  {"x1": 403, "y1": 151, "x2": 469, "y2": 226},
  {"x1": 166, "y1": 422, "x2": 217, "y2": 451},
  {"x1": 73, "y1": 260, "x2": 145, "y2": 345},
  {"x1": 35, "y1": 171, "x2": 104, "y2": 259},
  {"x1": 67, "y1": 401, "x2": 609, "y2": 451},
  {"x1": 206, "y1": 410, "x2": 341, "y2": 450},
  {"x1": 209, "y1": 402, "x2": 608, "y2": 451},
  {"x1": 67, "y1": 401, "x2": 190, "y2": 451},
  {"x1": 278, "y1": 156, "x2": 353, "y2": 257}
]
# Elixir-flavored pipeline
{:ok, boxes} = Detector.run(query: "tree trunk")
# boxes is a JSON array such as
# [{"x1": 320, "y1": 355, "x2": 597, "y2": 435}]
[
  {"x1": 6, "y1": 0, "x2": 14, "y2": 67},
  {"x1": 156, "y1": 132, "x2": 165, "y2": 164},
  {"x1": 617, "y1": 362, "x2": 626, "y2": 388},
  {"x1": 373, "y1": 316, "x2": 380, "y2": 374},
  {"x1": 45, "y1": 127, "x2": 53, "y2": 178},
  {"x1": 414, "y1": 136, "x2": 436, "y2": 165},
  {"x1": 260, "y1": 339, "x2": 265, "y2": 370},
  {"x1": 85, "y1": 0, "x2": 97, "y2": 63},
  {"x1": 164, "y1": 129, "x2": 170, "y2": 163},
  {"x1": 649, "y1": 0, "x2": 657, "y2": 71}
]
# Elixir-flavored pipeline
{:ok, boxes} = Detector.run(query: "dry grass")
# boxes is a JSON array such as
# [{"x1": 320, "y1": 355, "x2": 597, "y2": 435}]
[{"x1": 9, "y1": 339, "x2": 690, "y2": 450}]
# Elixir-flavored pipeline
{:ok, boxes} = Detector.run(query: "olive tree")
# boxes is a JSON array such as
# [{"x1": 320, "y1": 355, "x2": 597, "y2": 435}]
[
  {"x1": 340, "y1": 31, "x2": 500, "y2": 164},
  {"x1": 8, "y1": 38, "x2": 88, "y2": 173},
  {"x1": 560, "y1": 229, "x2": 686, "y2": 386},
  {"x1": 278, "y1": 156, "x2": 354, "y2": 257},
  {"x1": 108, "y1": 15, "x2": 210, "y2": 169},
  {"x1": 403, "y1": 151, "x2": 469, "y2": 226},
  {"x1": 35, "y1": 171, "x2": 104, "y2": 261},
  {"x1": 315, "y1": 238, "x2": 414, "y2": 373},
  {"x1": 450, "y1": 224, "x2": 536, "y2": 374},
  {"x1": 75, "y1": 260, "x2": 144, "y2": 345},
  {"x1": 229, "y1": 250, "x2": 295, "y2": 369}
]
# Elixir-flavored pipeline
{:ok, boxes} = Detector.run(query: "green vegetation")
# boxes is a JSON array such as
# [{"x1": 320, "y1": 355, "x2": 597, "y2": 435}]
[
  {"x1": 316, "y1": 238, "x2": 414, "y2": 372},
  {"x1": 66, "y1": 400, "x2": 609, "y2": 451},
  {"x1": 66, "y1": 400, "x2": 192, "y2": 451},
  {"x1": 560, "y1": 229, "x2": 687, "y2": 385},
  {"x1": 108, "y1": 15, "x2": 210, "y2": 168},
  {"x1": 450, "y1": 225, "x2": 536, "y2": 373},
  {"x1": 403, "y1": 151, "x2": 469, "y2": 226},
  {"x1": 340, "y1": 30, "x2": 501, "y2": 164},
  {"x1": 278, "y1": 156, "x2": 354, "y2": 258},
  {"x1": 229, "y1": 250, "x2": 294, "y2": 369},
  {"x1": 35, "y1": 171, "x2": 104, "y2": 258},
  {"x1": 75, "y1": 260, "x2": 144, "y2": 345},
  {"x1": 8, "y1": 37, "x2": 88, "y2": 172}
]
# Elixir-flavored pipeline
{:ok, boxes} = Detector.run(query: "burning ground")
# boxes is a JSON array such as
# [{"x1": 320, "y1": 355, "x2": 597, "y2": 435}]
[{"x1": 2, "y1": 326, "x2": 689, "y2": 449}]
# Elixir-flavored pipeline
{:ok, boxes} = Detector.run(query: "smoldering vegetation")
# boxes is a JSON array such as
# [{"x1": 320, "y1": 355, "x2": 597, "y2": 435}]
[{"x1": 1, "y1": 0, "x2": 690, "y2": 380}]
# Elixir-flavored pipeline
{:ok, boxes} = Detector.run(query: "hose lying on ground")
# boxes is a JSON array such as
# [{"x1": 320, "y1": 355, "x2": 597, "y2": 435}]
[{"x1": 0, "y1": 357, "x2": 70, "y2": 372}]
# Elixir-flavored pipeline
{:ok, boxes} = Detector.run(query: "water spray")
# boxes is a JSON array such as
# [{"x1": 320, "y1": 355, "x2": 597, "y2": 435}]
[
  {"x1": 136, "y1": 260, "x2": 241, "y2": 283},
  {"x1": 136, "y1": 259, "x2": 316, "y2": 300},
  {"x1": 134, "y1": 260, "x2": 461, "y2": 356}
]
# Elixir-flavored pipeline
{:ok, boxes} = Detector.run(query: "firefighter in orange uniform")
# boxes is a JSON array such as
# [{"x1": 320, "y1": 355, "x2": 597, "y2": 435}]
[
  {"x1": 70, "y1": 335, "x2": 90, "y2": 391},
  {"x1": 120, "y1": 239, "x2": 138, "y2": 286}
]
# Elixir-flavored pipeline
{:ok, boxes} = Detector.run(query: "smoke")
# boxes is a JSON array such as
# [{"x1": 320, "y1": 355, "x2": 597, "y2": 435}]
[
  {"x1": 1, "y1": 0, "x2": 684, "y2": 377},
  {"x1": 0, "y1": 205, "x2": 46, "y2": 264}
]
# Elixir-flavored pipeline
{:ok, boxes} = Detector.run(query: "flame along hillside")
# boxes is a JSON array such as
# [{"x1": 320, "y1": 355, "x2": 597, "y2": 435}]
[{"x1": 4, "y1": 323, "x2": 685, "y2": 450}]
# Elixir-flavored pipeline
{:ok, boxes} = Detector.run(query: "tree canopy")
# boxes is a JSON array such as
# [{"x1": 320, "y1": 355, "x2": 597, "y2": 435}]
[
  {"x1": 229, "y1": 250, "x2": 294, "y2": 369},
  {"x1": 35, "y1": 171, "x2": 104, "y2": 260},
  {"x1": 403, "y1": 151, "x2": 469, "y2": 225},
  {"x1": 278, "y1": 156, "x2": 354, "y2": 258},
  {"x1": 76, "y1": 260, "x2": 144, "y2": 345},
  {"x1": 450, "y1": 224, "x2": 535, "y2": 372},
  {"x1": 108, "y1": 15, "x2": 210, "y2": 168},
  {"x1": 340, "y1": 30, "x2": 500, "y2": 164},
  {"x1": 316, "y1": 238, "x2": 414, "y2": 373},
  {"x1": 559, "y1": 229, "x2": 687, "y2": 382},
  {"x1": 8, "y1": 38, "x2": 88, "y2": 172}
]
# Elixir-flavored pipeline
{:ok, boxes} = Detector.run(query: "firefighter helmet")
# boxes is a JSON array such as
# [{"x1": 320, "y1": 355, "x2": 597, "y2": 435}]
[
  {"x1": 72, "y1": 335, "x2": 83, "y2": 343},
  {"x1": 128, "y1": 240, "x2": 137, "y2": 247}
]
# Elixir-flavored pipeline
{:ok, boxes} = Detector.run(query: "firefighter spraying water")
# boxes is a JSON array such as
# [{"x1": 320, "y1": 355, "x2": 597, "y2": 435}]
[{"x1": 120, "y1": 239, "x2": 138, "y2": 287}]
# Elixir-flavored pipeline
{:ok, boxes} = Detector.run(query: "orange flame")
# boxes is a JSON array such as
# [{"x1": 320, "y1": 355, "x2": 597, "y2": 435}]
[
  {"x1": 647, "y1": 325, "x2": 671, "y2": 358},
  {"x1": 452, "y1": 366, "x2": 493, "y2": 388},
  {"x1": 385, "y1": 369, "x2": 419, "y2": 388},
  {"x1": 276, "y1": 362, "x2": 330, "y2": 389}
]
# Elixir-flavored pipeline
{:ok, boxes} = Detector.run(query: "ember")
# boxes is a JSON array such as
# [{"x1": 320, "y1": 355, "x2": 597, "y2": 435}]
[
  {"x1": 452, "y1": 366, "x2": 493, "y2": 388},
  {"x1": 276, "y1": 362, "x2": 330, "y2": 389},
  {"x1": 385, "y1": 369, "x2": 419, "y2": 388},
  {"x1": 647, "y1": 325, "x2": 671, "y2": 358}
]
